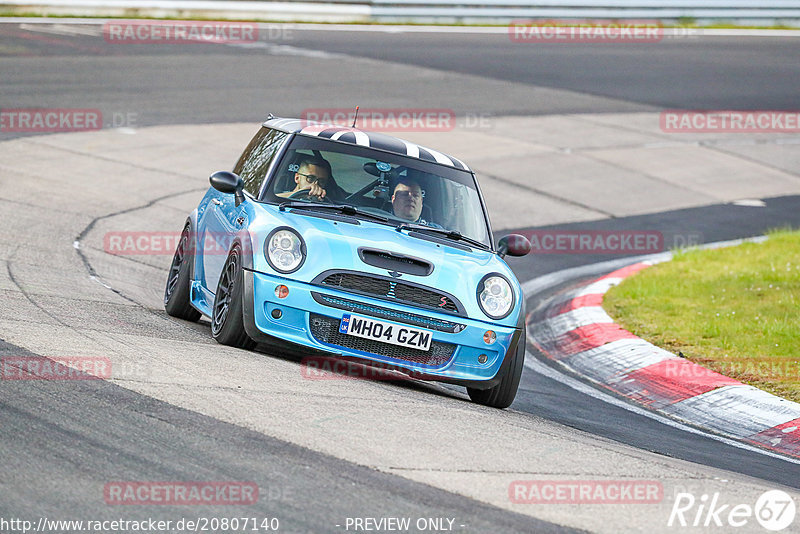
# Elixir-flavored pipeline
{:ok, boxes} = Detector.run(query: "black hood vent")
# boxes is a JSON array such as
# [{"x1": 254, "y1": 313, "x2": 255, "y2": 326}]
[{"x1": 358, "y1": 248, "x2": 433, "y2": 276}]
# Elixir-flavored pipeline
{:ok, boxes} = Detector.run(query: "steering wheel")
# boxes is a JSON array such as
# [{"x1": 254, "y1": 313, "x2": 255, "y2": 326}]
[
  {"x1": 288, "y1": 189, "x2": 333, "y2": 203},
  {"x1": 345, "y1": 178, "x2": 379, "y2": 202}
]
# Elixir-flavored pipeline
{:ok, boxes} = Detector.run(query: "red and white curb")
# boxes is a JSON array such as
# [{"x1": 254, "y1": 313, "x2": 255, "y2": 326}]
[{"x1": 527, "y1": 260, "x2": 800, "y2": 460}]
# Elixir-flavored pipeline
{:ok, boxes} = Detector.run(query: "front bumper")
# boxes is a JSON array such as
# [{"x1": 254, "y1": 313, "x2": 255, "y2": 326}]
[{"x1": 241, "y1": 269, "x2": 522, "y2": 389}]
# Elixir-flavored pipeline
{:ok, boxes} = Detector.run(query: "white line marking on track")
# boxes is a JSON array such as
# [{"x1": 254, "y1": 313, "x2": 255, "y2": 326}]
[
  {"x1": 20, "y1": 22, "x2": 103, "y2": 36},
  {"x1": 226, "y1": 41, "x2": 343, "y2": 59}
]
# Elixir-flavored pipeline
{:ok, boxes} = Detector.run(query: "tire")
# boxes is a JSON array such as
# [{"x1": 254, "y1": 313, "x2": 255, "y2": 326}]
[
  {"x1": 164, "y1": 223, "x2": 201, "y2": 322},
  {"x1": 211, "y1": 246, "x2": 256, "y2": 350},
  {"x1": 467, "y1": 329, "x2": 526, "y2": 409}
]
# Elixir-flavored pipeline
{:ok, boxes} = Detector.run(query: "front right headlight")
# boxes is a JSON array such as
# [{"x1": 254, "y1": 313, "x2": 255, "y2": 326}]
[
  {"x1": 477, "y1": 274, "x2": 514, "y2": 319},
  {"x1": 265, "y1": 228, "x2": 305, "y2": 273}
]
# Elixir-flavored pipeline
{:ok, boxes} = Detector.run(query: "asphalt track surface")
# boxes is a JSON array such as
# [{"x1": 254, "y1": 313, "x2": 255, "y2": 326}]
[
  {"x1": 1, "y1": 21, "x2": 800, "y2": 532},
  {"x1": 2, "y1": 25, "x2": 799, "y2": 136},
  {"x1": 251, "y1": 31, "x2": 800, "y2": 112},
  {"x1": 0, "y1": 340, "x2": 563, "y2": 533}
]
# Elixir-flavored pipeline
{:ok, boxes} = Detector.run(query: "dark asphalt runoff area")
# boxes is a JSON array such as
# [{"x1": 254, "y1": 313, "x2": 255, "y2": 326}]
[
  {"x1": 1, "y1": 25, "x2": 799, "y2": 136},
  {"x1": 1, "y1": 21, "x2": 799, "y2": 531},
  {"x1": 266, "y1": 31, "x2": 800, "y2": 112}
]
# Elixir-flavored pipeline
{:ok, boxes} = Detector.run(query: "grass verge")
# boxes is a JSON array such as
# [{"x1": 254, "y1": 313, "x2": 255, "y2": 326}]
[{"x1": 603, "y1": 229, "x2": 800, "y2": 403}]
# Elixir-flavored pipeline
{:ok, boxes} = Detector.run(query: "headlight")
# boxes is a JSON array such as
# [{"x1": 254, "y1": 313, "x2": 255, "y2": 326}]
[
  {"x1": 265, "y1": 228, "x2": 305, "y2": 273},
  {"x1": 477, "y1": 274, "x2": 514, "y2": 319}
]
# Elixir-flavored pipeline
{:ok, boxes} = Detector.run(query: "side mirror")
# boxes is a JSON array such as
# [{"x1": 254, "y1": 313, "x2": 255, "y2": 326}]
[
  {"x1": 497, "y1": 234, "x2": 531, "y2": 258},
  {"x1": 210, "y1": 171, "x2": 245, "y2": 206}
]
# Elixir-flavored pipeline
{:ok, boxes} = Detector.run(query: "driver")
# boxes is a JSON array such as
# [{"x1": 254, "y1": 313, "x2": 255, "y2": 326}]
[
  {"x1": 276, "y1": 156, "x2": 331, "y2": 199},
  {"x1": 391, "y1": 178, "x2": 438, "y2": 227}
]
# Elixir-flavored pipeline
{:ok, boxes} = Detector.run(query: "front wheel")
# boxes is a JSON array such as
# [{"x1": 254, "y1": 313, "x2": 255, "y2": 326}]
[
  {"x1": 211, "y1": 246, "x2": 256, "y2": 350},
  {"x1": 467, "y1": 329, "x2": 526, "y2": 409}
]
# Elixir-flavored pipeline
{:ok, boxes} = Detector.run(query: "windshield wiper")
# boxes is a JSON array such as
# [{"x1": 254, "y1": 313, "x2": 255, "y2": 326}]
[
  {"x1": 396, "y1": 223, "x2": 490, "y2": 250},
  {"x1": 279, "y1": 201, "x2": 389, "y2": 223}
]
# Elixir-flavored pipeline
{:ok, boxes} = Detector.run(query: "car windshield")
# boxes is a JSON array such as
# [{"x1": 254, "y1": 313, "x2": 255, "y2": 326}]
[{"x1": 263, "y1": 134, "x2": 491, "y2": 247}]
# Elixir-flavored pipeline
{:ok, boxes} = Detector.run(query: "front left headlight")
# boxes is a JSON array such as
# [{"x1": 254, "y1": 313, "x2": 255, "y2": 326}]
[
  {"x1": 477, "y1": 274, "x2": 514, "y2": 319},
  {"x1": 265, "y1": 228, "x2": 305, "y2": 273}
]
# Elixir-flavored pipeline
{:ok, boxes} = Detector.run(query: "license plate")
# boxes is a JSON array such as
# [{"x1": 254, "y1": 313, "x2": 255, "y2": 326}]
[{"x1": 339, "y1": 314, "x2": 432, "y2": 351}]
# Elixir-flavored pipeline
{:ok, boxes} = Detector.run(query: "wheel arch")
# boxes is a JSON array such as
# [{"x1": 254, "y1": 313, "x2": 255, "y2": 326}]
[{"x1": 233, "y1": 227, "x2": 257, "y2": 271}]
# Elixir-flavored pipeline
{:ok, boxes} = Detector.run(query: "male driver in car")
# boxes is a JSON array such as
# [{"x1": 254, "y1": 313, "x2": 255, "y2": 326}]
[
  {"x1": 276, "y1": 156, "x2": 331, "y2": 199},
  {"x1": 391, "y1": 178, "x2": 439, "y2": 227}
]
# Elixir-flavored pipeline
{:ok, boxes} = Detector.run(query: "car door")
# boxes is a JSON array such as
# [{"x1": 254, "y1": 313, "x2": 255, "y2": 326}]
[{"x1": 200, "y1": 127, "x2": 289, "y2": 292}]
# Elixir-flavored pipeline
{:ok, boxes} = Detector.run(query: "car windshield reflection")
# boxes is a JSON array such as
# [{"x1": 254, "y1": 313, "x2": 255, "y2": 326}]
[{"x1": 264, "y1": 136, "x2": 491, "y2": 247}]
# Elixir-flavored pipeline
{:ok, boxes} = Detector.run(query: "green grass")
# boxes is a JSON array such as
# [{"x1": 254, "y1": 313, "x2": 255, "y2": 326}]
[{"x1": 603, "y1": 229, "x2": 800, "y2": 402}]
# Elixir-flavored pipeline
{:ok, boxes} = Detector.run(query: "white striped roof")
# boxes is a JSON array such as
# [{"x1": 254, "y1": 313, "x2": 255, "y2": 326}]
[{"x1": 262, "y1": 117, "x2": 470, "y2": 171}]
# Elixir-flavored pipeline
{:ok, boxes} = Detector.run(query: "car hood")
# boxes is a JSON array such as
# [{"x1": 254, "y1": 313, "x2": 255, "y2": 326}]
[{"x1": 247, "y1": 204, "x2": 523, "y2": 325}]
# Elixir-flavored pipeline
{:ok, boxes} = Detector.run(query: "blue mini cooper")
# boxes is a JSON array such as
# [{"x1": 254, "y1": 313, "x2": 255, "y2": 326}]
[{"x1": 164, "y1": 116, "x2": 531, "y2": 408}]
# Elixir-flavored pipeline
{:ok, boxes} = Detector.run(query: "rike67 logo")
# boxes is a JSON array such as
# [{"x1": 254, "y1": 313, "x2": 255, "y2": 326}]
[{"x1": 669, "y1": 490, "x2": 796, "y2": 531}]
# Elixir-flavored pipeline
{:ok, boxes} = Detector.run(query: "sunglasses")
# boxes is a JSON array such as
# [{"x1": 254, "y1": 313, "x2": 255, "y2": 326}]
[{"x1": 296, "y1": 172, "x2": 329, "y2": 186}]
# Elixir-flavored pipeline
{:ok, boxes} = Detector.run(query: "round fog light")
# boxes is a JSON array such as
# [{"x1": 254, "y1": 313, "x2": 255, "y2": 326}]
[
  {"x1": 483, "y1": 330, "x2": 496, "y2": 345},
  {"x1": 274, "y1": 285, "x2": 289, "y2": 299},
  {"x1": 271, "y1": 308, "x2": 282, "y2": 319},
  {"x1": 478, "y1": 354, "x2": 488, "y2": 364}
]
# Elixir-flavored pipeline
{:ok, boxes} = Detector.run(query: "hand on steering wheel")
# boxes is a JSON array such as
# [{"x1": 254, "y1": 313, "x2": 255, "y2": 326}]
[{"x1": 288, "y1": 188, "x2": 332, "y2": 203}]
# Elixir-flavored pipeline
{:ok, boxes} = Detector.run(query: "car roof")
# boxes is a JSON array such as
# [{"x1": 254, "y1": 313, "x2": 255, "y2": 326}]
[{"x1": 262, "y1": 116, "x2": 470, "y2": 172}]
